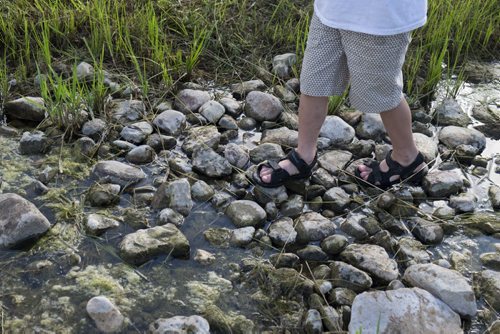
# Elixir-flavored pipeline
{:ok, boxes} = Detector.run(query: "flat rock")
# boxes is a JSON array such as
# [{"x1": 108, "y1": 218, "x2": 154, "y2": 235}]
[
  {"x1": 126, "y1": 145, "x2": 156, "y2": 164},
  {"x1": 110, "y1": 99, "x2": 145, "y2": 124},
  {"x1": 231, "y1": 79, "x2": 266, "y2": 98},
  {"x1": 318, "y1": 151, "x2": 352, "y2": 175},
  {"x1": 19, "y1": 131, "x2": 50, "y2": 155},
  {"x1": 181, "y1": 126, "x2": 220, "y2": 156},
  {"x1": 91, "y1": 161, "x2": 146, "y2": 188},
  {"x1": 4, "y1": 96, "x2": 46, "y2": 122},
  {"x1": 120, "y1": 121, "x2": 153, "y2": 144},
  {"x1": 223, "y1": 143, "x2": 249, "y2": 168},
  {"x1": 261, "y1": 127, "x2": 298, "y2": 147},
  {"x1": 82, "y1": 119, "x2": 107, "y2": 141},
  {"x1": 86, "y1": 214, "x2": 120, "y2": 235},
  {"x1": 439, "y1": 126, "x2": 486, "y2": 155},
  {"x1": 422, "y1": 169, "x2": 463, "y2": 198},
  {"x1": 476, "y1": 270, "x2": 500, "y2": 311},
  {"x1": 230, "y1": 226, "x2": 255, "y2": 247},
  {"x1": 151, "y1": 179, "x2": 193, "y2": 215},
  {"x1": 403, "y1": 263, "x2": 477, "y2": 317},
  {"x1": 407, "y1": 217, "x2": 444, "y2": 244},
  {"x1": 192, "y1": 145, "x2": 232, "y2": 178},
  {"x1": 340, "y1": 244, "x2": 399, "y2": 283},
  {"x1": 249, "y1": 143, "x2": 285, "y2": 163}
]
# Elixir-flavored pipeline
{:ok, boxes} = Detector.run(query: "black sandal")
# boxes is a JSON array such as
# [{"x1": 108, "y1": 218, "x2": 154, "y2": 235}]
[
  {"x1": 253, "y1": 149, "x2": 317, "y2": 188},
  {"x1": 354, "y1": 150, "x2": 428, "y2": 189}
]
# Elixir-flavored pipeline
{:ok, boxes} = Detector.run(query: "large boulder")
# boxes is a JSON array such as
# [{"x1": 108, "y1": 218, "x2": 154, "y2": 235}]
[{"x1": 0, "y1": 193, "x2": 51, "y2": 249}]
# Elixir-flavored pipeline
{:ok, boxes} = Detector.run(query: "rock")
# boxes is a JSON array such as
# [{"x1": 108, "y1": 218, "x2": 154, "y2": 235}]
[
  {"x1": 158, "y1": 208, "x2": 184, "y2": 227},
  {"x1": 414, "y1": 133, "x2": 438, "y2": 163},
  {"x1": 87, "y1": 183, "x2": 121, "y2": 207},
  {"x1": 202, "y1": 303, "x2": 254, "y2": 334},
  {"x1": 463, "y1": 212, "x2": 500, "y2": 234},
  {"x1": 151, "y1": 179, "x2": 193, "y2": 215},
  {"x1": 0, "y1": 194, "x2": 51, "y2": 249},
  {"x1": 327, "y1": 288, "x2": 356, "y2": 307},
  {"x1": 181, "y1": 126, "x2": 221, "y2": 156},
  {"x1": 199, "y1": 100, "x2": 225, "y2": 124},
  {"x1": 434, "y1": 98, "x2": 471, "y2": 127},
  {"x1": 204, "y1": 228, "x2": 232, "y2": 248},
  {"x1": 340, "y1": 214, "x2": 369, "y2": 240},
  {"x1": 231, "y1": 79, "x2": 266, "y2": 98},
  {"x1": 272, "y1": 53, "x2": 296, "y2": 78},
  {"x1": 110, "y1": 140, "x2": 136, "y2": 155},
  {"x1": 4, "y1": 96, "x2": 46, "y2": 122},
  {"x1": 191, "y1": 180, "x2": 214, "y2": 202},
  {"x1": 396, "y1": 237, "x2": 431, "y2": 264},
  {"x1": 319, "y1": 116, "x2": 355, "y2": 146},
  {"x1": 485, "y1": 321, "x2": 500, "y2": 334},
  {"x1": 280, "y1": 194, "x2": 304, "y2": 218},
  {"x1": 252, "y1": 184, "x2": 288, "y2": 205},
  {"x1": 120, "y1": 224, "x2": 190, "y2": 265},
  {"x1": 475, "y1": 270, "x2": 500, "y2": 310},
  {"x1": 349, "y1": 288, "x2": 462, "y2": 334},
  {"x1": 439, "y1": 126, "x2": 486, "y2": 155},
  {"x1": 192, "y1": 145, "x2": 232, "y2": 178},
  {"x1": 86, "y1": 213, "x2": 119, "y2": 235},
  {"x1": 329, "y1": 261, "x2": 372, "y2": 292},
  {"x1": 297, "y1": 245, "x2": 329, "y2": 261},
  {"x1": 82, "y1": 118, "x2": 107, "y2": 141},
  {"x1": 294, "y1": 212, "x2": 336, "y2": 243},
  {"x1": 403, "y1": 263, "x2": 477, "y2": 317},
  {"x1": 126, "y1": 145, "x2": 156, "y2": 164},
  {"x1": 219, "y1": 97, "x2": 242, "y2": 117},
  {"x1": 147, "y1": 134, "x2": 177, "y2": 152},
  {"x1": 174, "y1": 89, "x2": 211, "y2": 114},
  {"x1": 261, "y1": 127, "x2": 298, "y2": 147},
  {"x1": 19, "y1": 131, "x2": 50, "y2": 155},
  {"x1": 230, "y1": 227, "x2": 255, "y2": 247},
  {"x1": 110, "y1": 99, "x2": 145, "y2": 124},
  {"x1": 226, "y1": 200, "x2": 266, "y2": 227},
  {"x1": 76, "y1": 61, "x2": 94, "y2": 80},
  {"x1": 422, "y1": 169, "x2": 463, "y2": 198},
  {"x1": 86, "y1": 296, "x2": 124, "y2": 333},
  {"x1": 317, "y1": 150, "x2": 352, "y2": 175},
  {"x1": 489, "y1": 185, "x2": 500, "y2": 210},
  {"x1": 224, "y1": 143, "x2": 249, "y2": 168},
  {"x1": 407, "y1": 217, "x2": 444, "y2": 244},
  {"x1": 387, "y1": 280, "x2": 406, "y2": 290},
  {"x1": 321, "y1": 235, "x2": 348, "y2": 255},
  {"x1": 304, "y1": 309, "x2": 322, "y2": 334},
  {"x1": 153, "y1": 110, "x2": 186, "y2": 136},
  {"x1": 268, "y1": 217, "x2": 297, "y2": 247},
  {"x1": 249, "y1": 143, "x2": 285, "y2": 163},
  {"x1": 449, "y1": 192, "x2": 476, "y2": 213},
  {"x1": 273, "y1": 85, "x2": 296, "y2": 102},
  {"x1": 323, "y1": 187, "x2": 350, "y2": 213},
  {"x1": 244, "y1": 91, "x2": 283, "y2": 121},
  {"x1": 480, "y1": 253, "x2": 500, "y2": 270},
  {"x1": 149, "y1": 315, "x2": 210, "y2": 334},
  {"x1": 92, "y1": 160, "x2": 146, "y2": 188},
  {"x1": 340, "y1": 244, "x2": 399, "y2": 283},
  {"x1": 218, "y1": 115, "x2": 238, "y2": 130},
  {"x1": 355, "y1": 113, "x2": 385, "y2": 141},
  {"x1": 194, "y1": 249, "x2": 216, "y2": 265},
  {"x1": 120, "y1": 121, "x2": 152, "y2": 144},
  {"x1": 270, "y1": 253, "x2": 300, "y2": 268}
]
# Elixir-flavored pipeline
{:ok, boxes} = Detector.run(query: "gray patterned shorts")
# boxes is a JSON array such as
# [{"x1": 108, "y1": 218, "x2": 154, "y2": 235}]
[{"x1": 300, "y1": 14, "x2": 412, "y2": 113}]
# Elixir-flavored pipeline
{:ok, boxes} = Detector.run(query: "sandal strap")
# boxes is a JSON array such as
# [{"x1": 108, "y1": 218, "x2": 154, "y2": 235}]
[
  {"x1": 385, "y1": 150, "x2": 425, "y2": 178},
  {"x1": 287, "y1": 149, "x2": 316, "y2": 174}
]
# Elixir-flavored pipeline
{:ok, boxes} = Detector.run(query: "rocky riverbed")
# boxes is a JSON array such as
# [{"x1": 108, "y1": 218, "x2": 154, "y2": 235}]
[{"x1": 0, "y1": 59, "x2": 499, "y2": 333}]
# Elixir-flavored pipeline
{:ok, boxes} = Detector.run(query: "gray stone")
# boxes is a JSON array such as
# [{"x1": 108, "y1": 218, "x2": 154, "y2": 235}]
[
  {"x1": 355, "y1": 113, "x2": 385, "y2": 141},
  {"x1": 5, "y1": 96, "x2": 46, "y2": 122},
  {"x1": 317, "y1": 150, "x2": 352, "y2": 175},
  {"x1": 329, "y1": 261, "x2": 372, "y2": 292},
  {"x1": 120, "y1": 121, "x2": 153, "y2": 144},
  {"x1": 86, "y1": 296, "x2": 125, "y2": 333},
  {"x1": 407, "y1": 217, "x2": 444, "y2": 244},
  {"x1": 273, "y1": 85, "x2": 296, "y2": 102},
  {"x1": 204, "y1": 228, "x2": 232, "y2": 248},
  {"x1": 323, "y1": 187, "x2": 350, "y2": 213},
  {"x1": 304, "y1": 309, "x2": 322, "y2": 334},
  {"x1": 249, "y1": 143, "x2": 285, "y2": 163},
  {"x1": 449, "y1": 192, "x2": 476, "y2": 213},
  {"x1": 270, "y1": 253, "x2": 300, "y2": 268},
  {"x1": 146, "y1": 134, "x2": 177, "y2": 152},
  {"x1": 224, "y1": 143, "x2": 249, "y2": 169},
  {"x1": 387, "y1": 280, "x2": 406, "y2": 290},
  {"x1": 268, "y1": 217, "x2": 297, "y2": 247},
  {"x1": 253, "y1": 184, "x2": 288, "y2": 205},
  {"x1": 191, "y1": 180, "x2": 214, "y2": 202},
  {"x1": 120, "y1": 224, "x2": 190, "y2": 265},
  {"x1": 349, "y1": 288, "x2": 462, "y2": 334},
  {"x1": 87, "y1": 183, "x2": 121, "y2": 207},
  {"x1": 19, "y1": 131, "x2": 50, "y2": 155},
  {"x1": 272, "y1": 53, "x2": 297, "y2": 78},
  {"x1": 110, "y1": 99, "x2": 145, "y2": 124},
  {"x1": 86, "y1": 214, "x2": 120, "y2": 235},
  {"x1": 328, "y1": 288, "x2": 356, "y2": 307},
  {"x1": 226, "y1": 200, "x2": 266, "y2": 227},
  {"x1": 82, "y1": 118, "x2": 107, "y2": 141},
  {"x1": 174, "y1": 89, "x2": 211, "y2": 114},
  {"x1": 294, "y1": 212, "x2": 336, "y2": 243},
  {"x1": 244, "y1": 91, "x2": 284, "y2": 121},
  {"x1": 158, "y1": 208, "x2": 184, "y2": 227},
  {"x1": 0, "y1": 193, "x2": 51, "y2": 249},
  {"x1": 319, "y1": 116, "x2": 355, "y2": 146},
  {"x1": 151, "y1": 179, "x2": 193, "y2": 215},
  {"x1": 396, "y1": 237, "x2": 431, "y2": 264},
  {"x1": 297, "y1": 245, "x2": 329, "y2": 261},
  {"x1": 181, "y1": 126, "x2": 220, "y2": 156},
  {"x1": 126, "y1": 145, "x2": 156, "y2": 164},
  {"x1": 261, "y1": 127, "x2": 298, "y2": 147},
  {"x1": 476, "y1": 270, "x2": 500, "y2": 311},
  {"x1": 218, "y1": 115, "x2": 238, "y2": 130},
  {"x1": 194, "y1": 249, "x2": 216, "y2": 265},
  {"x1": 340, "y1": 244, "x2": 399, "y2": 283},
  {"x1": 489, "y1": 185, "x2": 500, "y2": 210},
  {"x1": 439, "y1": 126, "x2": 486, "y2": 155},
  {"x1": 280, "y1": 194, "x2": 304, "y2": 218},
  {"x1": 230, "y1": 226, "x2": 255, "y2": 247},
  {"x1": 199, "y1": 100, "x2": 225, "y2": 124},
  {"x1": 76, "y1": 61, "x2": 94, "y2": 80},
  {"x1": 403, "y1": 263, "x2": 477, "y2": 317},
  {"x1": 422, "y1": 169, "x2": 463, "y2": 197},
  {"x1": 153, "y1": 110, "x2": 186, "y2": 136},
  {"x1": 414, "y1": 133, "x2": 438, "y2": 163},
  {"x1": 340, "y1": 214, "x2": 369, "y2": 240},
  {"x1": 480, "y1": 252, "x2": 500, "y2": 271},
  {"x1": 231, "y1": 80, "x2": 266, "y2": 98},
  {"x1": 192, "y1": 145, "x2": 232, "y2": 178},
  {"x1": 321, "y1": 235, "x2": 348, "y2": 255},
  {"x1": 237, "y1": 117, "x2": 257, "y2": 130},
  {"x1": 434, "y1": 98, "x2": 471, "y2": 127},
  {"x1": 219, "y1": 97, "x2": 242, "y2": 117},
  {"x1": 149, "y1": 315, "x2": 210, "y2": 334}
]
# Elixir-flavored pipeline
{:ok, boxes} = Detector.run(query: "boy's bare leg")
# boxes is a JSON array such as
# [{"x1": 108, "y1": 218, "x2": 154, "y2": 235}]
[
  {"x1": 259, "y1": 94, "x2": 328, "y2": 183},
  {"x1": 358, "y1": 98, "x2": 426, "y2": 181}
]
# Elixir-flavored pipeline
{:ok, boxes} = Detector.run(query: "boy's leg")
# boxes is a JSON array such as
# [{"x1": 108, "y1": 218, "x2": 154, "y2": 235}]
[{"x1": 259, "y1": 94, "x2": 328, "y2": 183}]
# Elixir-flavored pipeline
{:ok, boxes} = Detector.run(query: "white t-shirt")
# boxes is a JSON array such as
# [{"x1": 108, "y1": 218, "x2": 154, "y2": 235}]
[{"x1": 314, "y1": 0, "x2": 427, "y2": 35}]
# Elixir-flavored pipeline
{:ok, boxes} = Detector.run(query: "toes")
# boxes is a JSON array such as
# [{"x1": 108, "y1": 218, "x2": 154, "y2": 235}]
[{"x1": 260, "y1": 173, "x2": 271, "y2": 183}]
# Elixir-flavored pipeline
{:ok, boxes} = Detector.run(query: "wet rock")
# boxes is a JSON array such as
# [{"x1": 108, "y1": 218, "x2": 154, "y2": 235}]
[
  {"x1": 82, "y1": 118, "x2": 107, "y2": 141},
  {"x1": 475, "y1": 270, "x2": 500, "y2": 311},
  {"x1": 120, "y1": 121, "x2": 152, "y2": 144},
  {"x1": 158, "y1": 208, "x2": 184, "y2": 227},
  {"x1": 174, "y1": 89, "x2": 211, "y2": 114},
  {"x1": 224, "y1": 143, "x2": 249, "y2": 168},
  {"x1": 168, "y1": 156, "x2": 193, "y2": 175},
  {"x1": 253, "y1": 184, "x2": 288, "y2": 205},
  {"x1": 349, "y1": 288, "x2": 462, "y2": 334},
  {"x1": 120, "y1": 224, "x2": 190, "y2": 265},
  {"x1": 317, "y1": 150, "x2": 352, "y2": 175},
  {"x1": 191, "y1": 180, "x2": 215, "y2": 201},
  {"x1": 433, "y1": 98, "x2": 471, "y2": 127},
  {"x1": 126, "y1": 145, "x2": 156, "y2": 164},
  {"x1": 153, "y1": 110, "x2": 186, "y2": 136},
  {"x1": 270, "y1": 253, "x2": 300, "y2": 268},
  {"x1": 147, "y1": 134, "x2": 177, "y2": 152},
  {"x1": 294, "y1": 212, "x2": 336, "y2": 243},
  {"x1": 149, "y1": 315, "x2": 210, "y2": 334},
  {"x1": 387, "y1": 280, "x2": 406, "y2": 290},
  {"x1": 0, "y1": 193, "x2": 51, "y2": 249},
  {"x1": 463, "y1": 212, "x2": 500, "y2": 234},
  {"x1": 86, "y1": 296, "x2": 125, "y2": 333},
  {"x1": 244, "y1": 91, "x2": 283, "y2": 122},
  {"x1": 414, "y1": 133, "x2": 438, "y2": 163},
  {"x1": 321, "y1": 235, "x2": 348, "y2": 255},
  {"x1": 323, "y1": 187, "x2": 350, "y2": 213},
  {"x1": 480, "y1": 252, "x2": 500, "y2": 271},
  {"x1": 272, "y1": 53, "x2": 296, "y2": 78},
  {"x1": 192, "y1": 145, "x2": 232, "y2": 178},
  {"x1": 231, "y1": 79, "x2": 266, "y2": 99},
  {"x1": 304, "y1": 309, "x2": 322, "y2": 334},
  {"x1": 268, "y1": 217, "x2": 297, "y2": 247},
  {"x1": 485, "y1": 321, "x2": 500, "y2": 334},
  {"x1": 92, "y1": 161, "x2": 146, "y2": 188},
  {"x1": 329, "y1": 261, "x2": 372, "y2": 292},
  {"x1": 309, "y1": 295, "x2": 343, "y2": 331},
  {"x1": 279, "y1": 195, "x2": 303, "y2": 218},
  {"x1": 200, "y1": 100, "x2": 225, "y2": 124},
  {"x1": 403, "y1": 263, "x2": 477, "y2": 317},
  {"x1": 449, "y1": 192, "x2": 476, "y2": 213},
  {"x1": 218, "y1": 115, "x2": 238, "y2": 130},
  {"x1": 327, "y1": 287, "x2": 356, "y2": 307},
  {"x1": 407, "y1": 217, "x2": 443, "y2": 244},
  {"x1": 439, "y1": 126, "x2": 486, "y2": 155},
  {"x1": 194, "y1": 249, "x2": 216, "y2": 265},
  {"x1": 181, "y1": 126, "x2": 221, "y2": 156},
  {"x1": 260, "y1": 127, "x2": 298, "y2": 149},
  {"x1": 110, "y1": 99, "x2": 145, "y2": 124},
  {"x1": 340, "y1": 244, "x2": 399, "y2": 283},
  {"x1": 151, "y1": 179, "x2": 193, "y2": 215},
  {"x1": 211, "y1": 191, "x2": 235, "y2": 210},
  {"x1": 311, "y1": 168, "x2": 337, "y2": 189},
  {"x1": 377, "y1": 192, "x2": 396, "y2": 210},
  {"x1": 86, "y1": 214, "x2": 120, "y2": 235},
  {"x1": 297, "y1": 245, "x2": 328, "y2": 261},
  {"x1": 19, "y1": 131, "x2": 50, "y2": 155},
  {"x1": 202, "y1": 303, "x2": 254, "y2": 334},
  {"x1": 219, "y1": 97, "x2": 242, "y2": 117},
  {"x1": 285, "y1": 78, "x2": 300, "y2": 93},
  {"x1": 422, "y1": 169, "x2": 463, "y2": 198},
  {"x1": 230, "y1": 226, "x2": 255, "y2": 247},
  {"x1": 87, "y1": 183, "x2": 120, "y2": 207},
  {"x1": 340, "y1": 213, "x2": 369, "y2": 240},
  {"x1": 204, "y1": 228, "x2": 232, "y2": 248},
  {"x1": 249, "y1": 143, "x2": 285, "y2": 163},
  {"x1": 319, "y1": 116, "x2": 355, "y2": 146},
  {"x1": 225, "y1": 200, "x2": 266, "y2": 227},
  {"x1": 355, "y1": 113, "x2": 385, "y2": 141},
  {"x1": 396, "y1": 237, "x2": 431, "y2": 264},
  {"x1": 4, "y1": 96, "x2": 46, "y2": 122}
]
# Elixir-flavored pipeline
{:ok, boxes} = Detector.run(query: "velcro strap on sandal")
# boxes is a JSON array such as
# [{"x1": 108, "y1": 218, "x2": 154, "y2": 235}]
[
  {"x1": 287, "y1": 149, "x2": 310, "y2": 173},
  {"x1": 386, "y1": 150, "x2": 425, "y2": 176}
]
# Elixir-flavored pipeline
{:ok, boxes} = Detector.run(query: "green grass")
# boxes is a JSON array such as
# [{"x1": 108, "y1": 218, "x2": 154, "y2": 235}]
[{"x1": 0, "y1": 0, "x2": 498, "y2": 126}]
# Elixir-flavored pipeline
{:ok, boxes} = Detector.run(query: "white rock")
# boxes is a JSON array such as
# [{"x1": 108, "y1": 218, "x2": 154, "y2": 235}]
[{"x1": 86, "y1": 296, "x2": 125, "y2": 333}]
